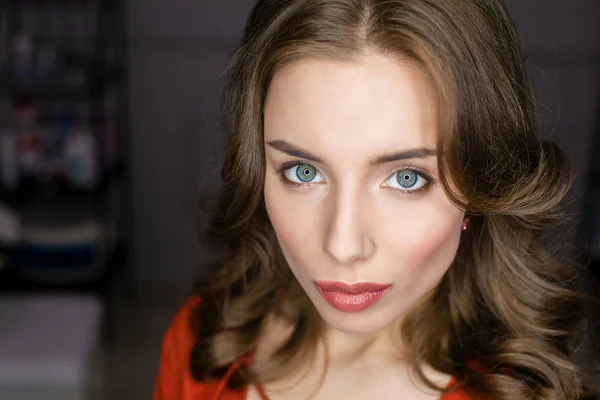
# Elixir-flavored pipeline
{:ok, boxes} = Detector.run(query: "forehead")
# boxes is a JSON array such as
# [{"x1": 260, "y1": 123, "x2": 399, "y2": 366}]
[{"x1": 263, "y1": 54, "x2": 439, "y2": 161}]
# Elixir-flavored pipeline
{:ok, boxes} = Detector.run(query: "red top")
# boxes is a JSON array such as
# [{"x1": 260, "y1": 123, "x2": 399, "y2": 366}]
[{"x1": 153, "y1": 297, "x2": 474, "y2": 400}]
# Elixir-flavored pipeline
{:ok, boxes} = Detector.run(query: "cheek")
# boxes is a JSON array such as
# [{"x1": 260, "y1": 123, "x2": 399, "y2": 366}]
[
  {"x1": 264, "y1": 180, "x2": 322, "y2": 265},
  {"x1": 377, "y1": 195, "x2": 463, "y2": 273}
]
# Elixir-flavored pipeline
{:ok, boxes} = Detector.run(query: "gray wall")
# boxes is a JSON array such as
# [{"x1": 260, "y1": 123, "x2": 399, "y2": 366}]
[
  {"x1": 127, "y1": 0, "x2": 256, "y2": 298},
  {"x1": 127, "y1": 1, "x2": 600, "y2": 297}
]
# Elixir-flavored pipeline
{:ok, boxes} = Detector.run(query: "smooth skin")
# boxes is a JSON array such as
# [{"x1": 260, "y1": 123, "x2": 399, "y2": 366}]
[{"x1": 251, "y1": 52, "x2": 465, "y2": 399}]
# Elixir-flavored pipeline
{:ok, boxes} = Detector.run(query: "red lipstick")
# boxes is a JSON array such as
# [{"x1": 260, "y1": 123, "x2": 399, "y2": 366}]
[{"x1": 314, "y1": 281, "x2": 391, "y2": 313}]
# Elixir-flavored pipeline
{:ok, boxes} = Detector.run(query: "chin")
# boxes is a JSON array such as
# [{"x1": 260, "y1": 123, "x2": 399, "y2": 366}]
[{"x1": 308, "y1": 292, "x2": 400, "y2": 335}]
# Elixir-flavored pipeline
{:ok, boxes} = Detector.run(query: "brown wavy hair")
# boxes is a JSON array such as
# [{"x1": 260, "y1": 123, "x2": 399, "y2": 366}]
[{"x1": 190, "y1": 0, "x2": 590, "y2": 398}]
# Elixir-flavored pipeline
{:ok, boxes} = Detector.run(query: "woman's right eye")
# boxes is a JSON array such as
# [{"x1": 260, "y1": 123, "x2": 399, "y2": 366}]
[{"x1": 281, "y1": 163, "x2": 325, "y2": 185}]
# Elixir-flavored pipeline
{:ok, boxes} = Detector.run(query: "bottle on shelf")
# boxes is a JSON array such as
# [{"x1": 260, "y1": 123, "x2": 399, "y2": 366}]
[
  {"x1": 99, "y1": 90, "x2": 118, "y2": 170},
  {"x1": 16, "y1": 97, "x2": 40, "y2": 179},
  {"x1": 13, "y1": 1, "x2": 37, "y2": 80},
  {"x1": 65, "y1": 103, "x2": 98, "y2": 189},
  {"x1": 13, "y1": 31, "x2": 35, "y2": 80}
]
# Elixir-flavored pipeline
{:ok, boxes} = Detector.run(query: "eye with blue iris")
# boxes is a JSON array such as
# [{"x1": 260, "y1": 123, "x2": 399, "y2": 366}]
[
  {"x1": 384, "y1": 168, "x2": 429, "y2": 192},
  {"x1": 283, "y1": 163, "x2": 324, "y2": 184}
]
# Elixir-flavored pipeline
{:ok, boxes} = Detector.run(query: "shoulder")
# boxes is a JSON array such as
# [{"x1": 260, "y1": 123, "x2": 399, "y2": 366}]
[
  {"x1": 160, "y1": 296, "x2": 202, "y2": 366},
  {"x1": 153, "y1": 296, "x2": 206, "y2": 400},
  {"x1": 165, "y1": 296, "x2": 202, "y2": 348},
  {"x1": 440, "y1": 377, "x2": 479, "y2": 400},
  {"x1": 441, "y1": 386, "x2": 477, "y2": 400},
  {"x1": 441, "y1": 363, "x2": 492, "y2": 400}
]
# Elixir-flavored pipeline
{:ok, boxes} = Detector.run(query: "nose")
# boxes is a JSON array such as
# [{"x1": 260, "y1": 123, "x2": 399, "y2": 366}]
[{"x1": 322, "y1": 186, "x2": 375, "y2": 265}]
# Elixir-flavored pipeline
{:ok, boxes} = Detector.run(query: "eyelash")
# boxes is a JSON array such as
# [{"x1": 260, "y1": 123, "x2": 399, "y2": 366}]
[{"x1": 274, "y1": 161, "x2": 435, "y2": 195}]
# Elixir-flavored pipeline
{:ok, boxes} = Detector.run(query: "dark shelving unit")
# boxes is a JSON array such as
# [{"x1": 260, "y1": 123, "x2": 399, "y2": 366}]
[{"x1": 0, "y1": 0, "x2": 132, "y2": 347}]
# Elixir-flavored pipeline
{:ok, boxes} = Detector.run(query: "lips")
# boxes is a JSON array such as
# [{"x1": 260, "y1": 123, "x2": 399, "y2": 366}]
[
  {"x1": 314, "y1": 281, "x2": 392, "y2": 313},
  {"x1": 314, "y1": 281, "x2": 391, "y2": 294}
]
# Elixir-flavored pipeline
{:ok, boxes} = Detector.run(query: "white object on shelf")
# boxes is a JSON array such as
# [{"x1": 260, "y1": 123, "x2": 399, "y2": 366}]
[
  {"x1": 0, "y1": 202, "x2": 21, "y2": 245},
  {"x1": 66, "y1": 124, "x2": 98, "y2": 189},
  {"x1": 0, "y1": 295, "x2": 105, "y2": 400}
]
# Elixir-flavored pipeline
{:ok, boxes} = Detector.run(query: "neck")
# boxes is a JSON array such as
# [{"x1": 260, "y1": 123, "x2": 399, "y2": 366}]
[
  {"x1": 322, "y1": 322, "x2": 453, "y2": 391},
  {"x1": 323, "y1": 322, "x2": 404, "y2": 366}
]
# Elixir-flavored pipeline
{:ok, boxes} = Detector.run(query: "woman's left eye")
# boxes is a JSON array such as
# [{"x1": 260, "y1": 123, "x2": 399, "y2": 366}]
[{"x1": 384, "y1": 168, "x2": 429, "y2": 193}]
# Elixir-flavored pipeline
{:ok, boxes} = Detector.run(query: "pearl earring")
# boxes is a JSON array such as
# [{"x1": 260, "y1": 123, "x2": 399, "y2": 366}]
[{"x1": 462, "y1": 218, "x2": 469, "y2": 231}]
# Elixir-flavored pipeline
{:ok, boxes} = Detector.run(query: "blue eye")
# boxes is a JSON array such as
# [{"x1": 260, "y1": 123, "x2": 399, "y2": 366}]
[
  {"x1": 385, "y1": 168, "x2": 428, "y2": 192},
  {"x1": 283, "y1": 163, "x2": 324, "y2": 184}
]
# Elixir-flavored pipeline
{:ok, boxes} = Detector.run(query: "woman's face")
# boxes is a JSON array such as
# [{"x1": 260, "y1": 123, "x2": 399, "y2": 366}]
[{"x1": 263, "y1": 53, "x2": 465, "y2": 335}]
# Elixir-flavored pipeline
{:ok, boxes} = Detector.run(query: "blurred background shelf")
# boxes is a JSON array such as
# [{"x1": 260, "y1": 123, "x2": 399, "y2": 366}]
[
  {"x1": 0, "y1": 0, "x2": 132, "y2": 302},
  {"x1": 0, "y1": 4, "x2": 131, "y2": 373}
]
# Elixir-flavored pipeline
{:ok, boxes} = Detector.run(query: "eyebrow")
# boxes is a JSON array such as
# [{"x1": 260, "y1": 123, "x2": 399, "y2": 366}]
[{"x1": 266, "y1": 140, "x2": 437, "y2": 165}]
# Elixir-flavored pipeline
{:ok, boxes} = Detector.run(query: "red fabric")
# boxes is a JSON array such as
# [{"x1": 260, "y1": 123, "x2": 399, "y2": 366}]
[{"x1": 153, "y1": 297, "x2": 474, "y2": 400}]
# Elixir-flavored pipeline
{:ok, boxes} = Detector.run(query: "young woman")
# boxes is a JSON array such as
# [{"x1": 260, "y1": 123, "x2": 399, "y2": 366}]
[{"x1": 153, "y1": 0, "x2": 589, "y2": 399}]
